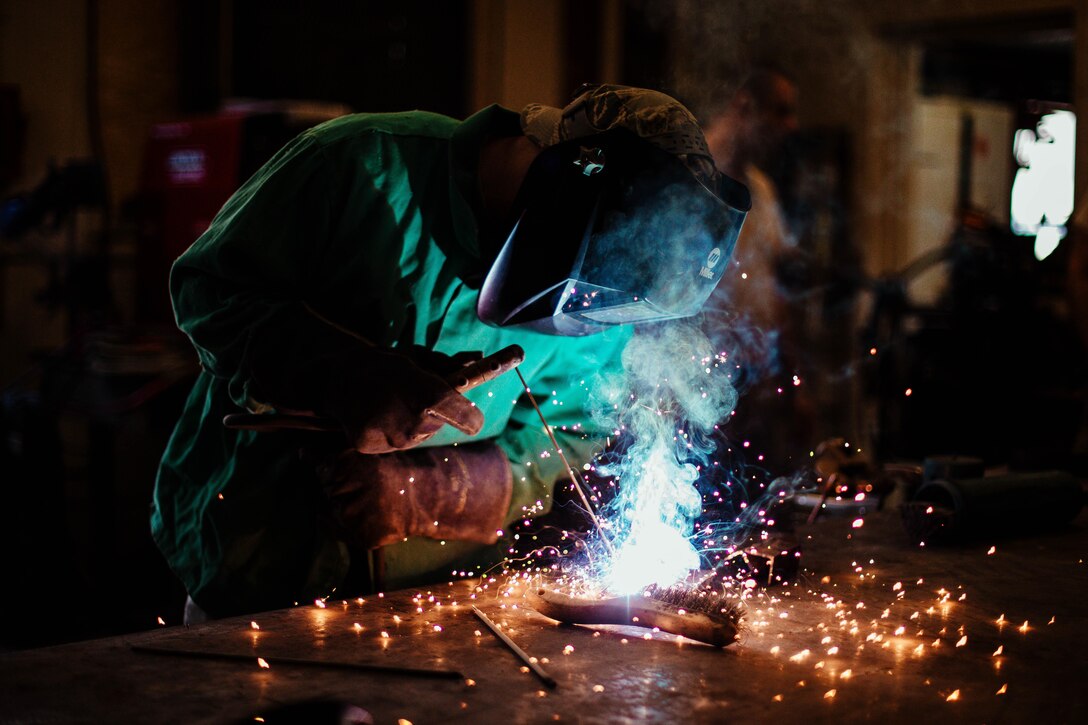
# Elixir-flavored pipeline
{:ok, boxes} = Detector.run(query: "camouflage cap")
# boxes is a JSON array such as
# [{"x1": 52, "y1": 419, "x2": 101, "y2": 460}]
[{"x1": 521, "y1": 83, "x2": 719, "y2": 189}]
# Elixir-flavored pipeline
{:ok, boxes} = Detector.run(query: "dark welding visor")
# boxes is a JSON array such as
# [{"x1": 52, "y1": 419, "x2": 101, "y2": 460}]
[{"x1": 477, "y1": 128, "x2": 750, "y2": 335}]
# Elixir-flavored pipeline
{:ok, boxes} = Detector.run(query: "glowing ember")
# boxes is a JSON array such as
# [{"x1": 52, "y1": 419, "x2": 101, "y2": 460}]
[
  {"x1": 257, "y1": 657, "x2": 270, "y2": 669},
  {"x1": 592, "y1": 685, "x2": 605, "y2": 693},
  {"x1": 313, "y1": 599, "x2": 326, "y2": 609},
  {"x1": 992, "y1": 645, "x2": 1003, "y2": 656},
  {"x1": 250, "y1": 621, "x2": 260, "y2": 630},
  {"x1": 955, "y1": 636, "x2": 967, "y2": 647},
  {"x1": 996, "y1": 684, "x2": 1007, "y2": 695},
  {"x1": 824, "y1": 689, "x2": 837, "y2": 699},
  {"x1": 156, "y1": 617, "x2": 165, "y2": 626},
  {"x1": 945, "y1": 689, "x2": 960, "y2": 702},
  {"x1": 1018, "y1": 620, "x2": 1030, "y2": 633},
  {"x1": 986, "y1": 546, "x2": 996, "y2": 555},
  {"x1": 851, "y1": 518, "x2": 864, "y2": 529}
]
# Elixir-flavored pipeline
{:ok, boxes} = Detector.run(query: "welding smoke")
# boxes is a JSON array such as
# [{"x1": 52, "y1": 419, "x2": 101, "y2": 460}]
[{"x1": 587, "y1": 320, "x2": 737, "y2": 594}]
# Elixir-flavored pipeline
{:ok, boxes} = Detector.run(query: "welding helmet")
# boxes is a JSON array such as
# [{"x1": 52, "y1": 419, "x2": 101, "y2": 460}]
[{"x1": 477, "y1": 85, "x2": 750, "y2": 336}]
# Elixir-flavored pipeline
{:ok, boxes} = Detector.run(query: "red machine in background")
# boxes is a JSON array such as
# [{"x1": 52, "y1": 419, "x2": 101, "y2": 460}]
[{"x1": 136, "y1": 103, "x2": 346, "y2": 323}]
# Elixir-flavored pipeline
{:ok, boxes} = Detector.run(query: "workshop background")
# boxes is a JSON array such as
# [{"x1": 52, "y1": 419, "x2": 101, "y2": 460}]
[{"x1": 0, "y1": 0, "x2": 1084, "y2": 650}]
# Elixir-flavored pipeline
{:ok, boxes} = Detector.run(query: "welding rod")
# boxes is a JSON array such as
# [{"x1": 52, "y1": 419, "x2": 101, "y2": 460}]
[
  {"x1": 514, "y1": 367, "x2": 615, "y2": 555},
  {"x1": 223, "y1": 344, "x2": 525, "y2": 433},
  {"x1": 471, "y1": 606, "x2": 556, "y2": 689},
  {"x1": 130, "y1": 644, "x2": 465, "y2": 680}
]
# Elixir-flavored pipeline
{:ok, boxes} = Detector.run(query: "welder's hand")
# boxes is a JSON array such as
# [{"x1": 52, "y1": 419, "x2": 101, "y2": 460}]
[
  {"x1": 244, "y1": 305, "x2": 485, "y2": 453},
  {"x1": 321, "y1": 345, "x2": 485, "y2": 454},
  {"x1": 317, "y1": 443, "x2": 513, "y2": 550}
]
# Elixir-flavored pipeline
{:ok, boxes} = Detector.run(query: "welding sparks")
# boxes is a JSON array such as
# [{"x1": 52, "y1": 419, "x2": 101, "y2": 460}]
[{"x1": 573, "y1": 323, "x2": 748, "y2": 594}]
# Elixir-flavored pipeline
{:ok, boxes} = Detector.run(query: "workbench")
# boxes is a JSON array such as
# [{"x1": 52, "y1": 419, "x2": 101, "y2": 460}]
[{"x1": 2, "y1": 508, "x2": 1085, "y2": 724}]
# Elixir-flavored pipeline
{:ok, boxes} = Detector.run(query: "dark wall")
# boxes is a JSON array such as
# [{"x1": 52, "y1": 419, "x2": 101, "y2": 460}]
[{"x1": 230, "y1": 0, "x2": 469, "y2": 117}]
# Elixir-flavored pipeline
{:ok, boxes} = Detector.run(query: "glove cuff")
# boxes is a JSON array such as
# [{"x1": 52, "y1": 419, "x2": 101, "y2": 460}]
[{"x1": 396, "y1": 443, "x2": 513, "y2": 544}]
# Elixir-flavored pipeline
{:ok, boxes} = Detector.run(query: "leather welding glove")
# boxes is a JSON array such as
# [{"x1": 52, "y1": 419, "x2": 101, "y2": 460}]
[
  {"x1": 246, "y1": 305, "x2": 484, "y2": 453},
  {"x1": 322, "y1": 344, "x2": 485, "y2": 453},
  {"x1": 317, "y1": 442, "x2": 513, "y2": 550}
]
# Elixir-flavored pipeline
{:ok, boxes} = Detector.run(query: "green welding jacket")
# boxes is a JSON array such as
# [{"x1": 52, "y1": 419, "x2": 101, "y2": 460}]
[{"x1": 151, "y1": 105, "x2": 631, "y2": 616}]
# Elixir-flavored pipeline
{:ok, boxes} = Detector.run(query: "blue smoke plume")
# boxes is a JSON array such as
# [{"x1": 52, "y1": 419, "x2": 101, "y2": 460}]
[{"x1": 580, "y1": 320, "x2": 741, "y2": 593}]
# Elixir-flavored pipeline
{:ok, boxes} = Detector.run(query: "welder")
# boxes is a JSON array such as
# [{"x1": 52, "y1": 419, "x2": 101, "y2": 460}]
[{"x1": 152, "y1": 84, "x2": 750, "y2": 621}]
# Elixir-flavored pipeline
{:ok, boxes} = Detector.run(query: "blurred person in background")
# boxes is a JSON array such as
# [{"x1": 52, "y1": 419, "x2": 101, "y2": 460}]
[{"x1": 700, "y1": 66, "x2": 814, "y2": 470}]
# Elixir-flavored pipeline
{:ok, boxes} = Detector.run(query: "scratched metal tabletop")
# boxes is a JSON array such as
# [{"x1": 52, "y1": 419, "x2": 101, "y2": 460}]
[{"x1": 2, "y1": 508, "x2": 1085, "y2": 724}]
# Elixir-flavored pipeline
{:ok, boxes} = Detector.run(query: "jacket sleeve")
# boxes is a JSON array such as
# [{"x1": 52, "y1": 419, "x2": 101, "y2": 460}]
[{"x1": 169, "y1": 132, "x2": 372, "y2": 412}]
